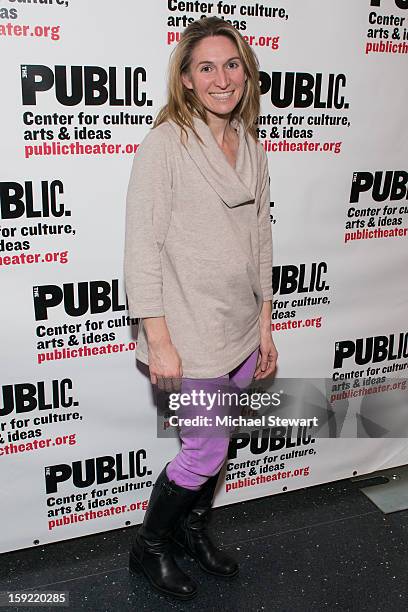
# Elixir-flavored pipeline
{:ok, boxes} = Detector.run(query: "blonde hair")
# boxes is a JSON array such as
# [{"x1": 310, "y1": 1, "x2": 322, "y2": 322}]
[{"x1": 154, "y1": 16, "x2": 260, "y2": 142}]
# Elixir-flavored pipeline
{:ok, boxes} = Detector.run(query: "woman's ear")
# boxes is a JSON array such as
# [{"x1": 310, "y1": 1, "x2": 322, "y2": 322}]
[{"x1": 181, "y1": 71, "x2": 194, "y2": 90}]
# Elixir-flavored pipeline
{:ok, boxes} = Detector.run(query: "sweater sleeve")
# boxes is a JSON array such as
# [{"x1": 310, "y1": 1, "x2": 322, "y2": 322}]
[
  {"x1": 124, "y1": 126, "x2": 173, "y2": 318},
  {"x1": 257, "y1": 145, "x2": 274, "y2": 302}
]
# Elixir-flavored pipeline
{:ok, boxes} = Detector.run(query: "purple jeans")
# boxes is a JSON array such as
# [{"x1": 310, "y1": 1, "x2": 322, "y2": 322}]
[{"x1": 166, "y1": 347, "x2": 259, "y2": 490}]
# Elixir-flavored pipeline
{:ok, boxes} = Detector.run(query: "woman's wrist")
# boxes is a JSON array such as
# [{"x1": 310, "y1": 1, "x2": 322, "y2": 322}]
[
  {"x1": 259, "y1": 300, "x2": 272, "y2": 332},
  {"x1": 143, "y1": 316, "x2": 172, "y2": 346}
]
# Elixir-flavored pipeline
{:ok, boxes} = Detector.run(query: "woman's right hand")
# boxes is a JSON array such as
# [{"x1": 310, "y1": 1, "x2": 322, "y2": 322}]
[
  {"x1": 147, "y1": 338, "x2": 183, "y2": 392},
  {"x1": 143, "y1": 316, "x2": 182, "y2": 392}
]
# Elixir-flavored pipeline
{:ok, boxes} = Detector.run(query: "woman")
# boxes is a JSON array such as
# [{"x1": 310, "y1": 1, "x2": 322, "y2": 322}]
[{"x1": 124, "y1": 16, "x2": 278, "y2": 600}]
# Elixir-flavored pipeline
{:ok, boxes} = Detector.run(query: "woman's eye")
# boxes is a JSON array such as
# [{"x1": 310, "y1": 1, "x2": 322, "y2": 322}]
[
  {"x1": 228, "y1": 61, "x2": 239, "y2": 69},
  {"x1": 201, "y1": 65, "x2": 212, "y2": 72}
]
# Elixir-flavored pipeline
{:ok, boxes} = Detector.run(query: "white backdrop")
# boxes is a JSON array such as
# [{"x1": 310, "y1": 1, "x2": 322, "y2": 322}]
[{"x1": 1, "y1": 0, "x2": 407, "y2": 553}]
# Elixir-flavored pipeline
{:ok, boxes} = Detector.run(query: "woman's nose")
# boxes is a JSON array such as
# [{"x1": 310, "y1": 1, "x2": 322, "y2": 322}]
[{"x1": 213, "y1": 68, "x2": 229, "y2": 89}]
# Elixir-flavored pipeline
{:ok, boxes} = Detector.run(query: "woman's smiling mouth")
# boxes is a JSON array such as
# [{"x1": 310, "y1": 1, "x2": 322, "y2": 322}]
[{"x1": 209, "y1": 91, "x2": 235, "y2": 100}]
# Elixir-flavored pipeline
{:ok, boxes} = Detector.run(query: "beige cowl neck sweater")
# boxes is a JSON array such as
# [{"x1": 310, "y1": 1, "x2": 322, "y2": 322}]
[{"x1": 124, "y1": 115, "x2": 273, "y2": 378}]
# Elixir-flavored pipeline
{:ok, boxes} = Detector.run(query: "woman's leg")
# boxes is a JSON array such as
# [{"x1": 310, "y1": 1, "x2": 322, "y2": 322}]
[{"x1": 167, "y1": 348, "x2": 259, "y2": 576}]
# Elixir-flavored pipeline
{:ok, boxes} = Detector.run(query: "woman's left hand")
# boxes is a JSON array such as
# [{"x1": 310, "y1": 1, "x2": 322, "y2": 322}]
[
  {"x1": 254, "y1": 328, "x2": 278, "y2": 380},
  {"x1": 254, "y1": 302, "x2": 278, "y2": 380}
]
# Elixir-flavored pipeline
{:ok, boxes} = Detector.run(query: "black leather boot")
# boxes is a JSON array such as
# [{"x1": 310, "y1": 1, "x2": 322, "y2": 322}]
[
  {"x1": 129, "y1": 466, "x2": 200, "y2": 600},
  {"x1": 173, "y1": 472, "x2": 239, "y2": 577}
]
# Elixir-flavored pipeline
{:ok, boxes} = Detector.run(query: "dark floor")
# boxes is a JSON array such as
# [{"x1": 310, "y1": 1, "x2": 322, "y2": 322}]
[{"x1": 1, "y1": 476, "x2": 408, "y2": 612}]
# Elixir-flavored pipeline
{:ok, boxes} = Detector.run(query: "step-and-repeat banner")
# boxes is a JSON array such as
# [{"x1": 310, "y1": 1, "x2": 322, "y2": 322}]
[{"x1": 1, "y1": 0, "x2": 407, "y2": 553}]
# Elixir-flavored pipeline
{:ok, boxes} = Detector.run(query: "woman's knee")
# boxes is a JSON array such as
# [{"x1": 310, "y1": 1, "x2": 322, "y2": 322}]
[{"x1": 184, "y1": 437, "x2": 230, "y2": 477}]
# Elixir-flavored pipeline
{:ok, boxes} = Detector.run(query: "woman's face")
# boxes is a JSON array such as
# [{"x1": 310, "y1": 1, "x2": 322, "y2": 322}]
[{"x1": 181, "y1": 35, "x2": 247, "y2": 120}]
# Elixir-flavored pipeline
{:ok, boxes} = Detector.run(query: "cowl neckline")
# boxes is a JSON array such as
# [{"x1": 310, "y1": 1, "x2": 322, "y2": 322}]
[{"x1": 168, "y1": 115, "x2": 257, "y2": 208}]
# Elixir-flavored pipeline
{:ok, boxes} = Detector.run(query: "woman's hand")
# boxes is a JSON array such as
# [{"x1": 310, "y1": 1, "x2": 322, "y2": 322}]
[
  {"x1": 253, "y1": 301, "x2": 278, "y2": 380},
  {"x1": 254, "y1": 333, "x2": 278, "y2": 380},
  {"x1": 148, "y1": 339, "x2": 183, "y2": 392},
  {"x1": 143, "y1": 317, "x2": 183, "y2": 392}
]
